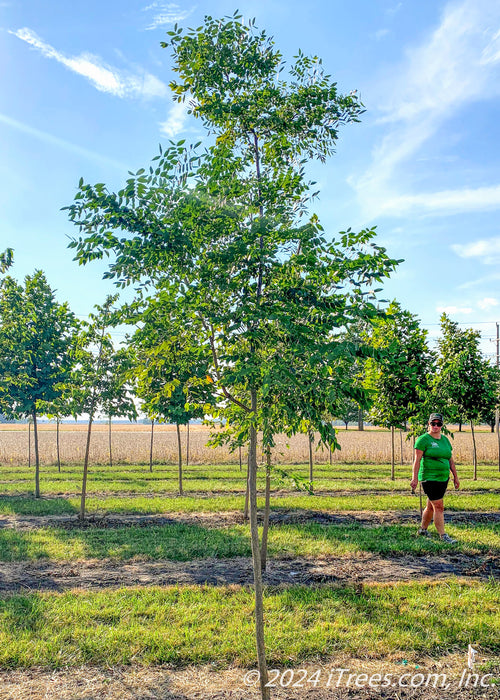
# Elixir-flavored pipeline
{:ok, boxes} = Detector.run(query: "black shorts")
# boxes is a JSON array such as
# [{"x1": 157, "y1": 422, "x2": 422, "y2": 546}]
[{"x1": 421, "y1": 479, "x2": 449, "y2": 501}]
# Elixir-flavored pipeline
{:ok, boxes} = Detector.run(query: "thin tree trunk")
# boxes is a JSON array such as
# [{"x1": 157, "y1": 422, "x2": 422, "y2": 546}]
[
  {"x1": 260, "y1": 446, "x2": 272, "y2": 572},
  {"x1": 80, "y1": 315, "x2": 108, "y2": 521},
  {"x1": 239, "y1": 445, "x2": 242, "y2": 471},
  {"x1": 80, "y1": 414, "x2": 94, "y2": 520},
  {"x1": 32, "y1": 410, "x2": 40, "y2": 498},
  {"x1": 391, "y1": 425, "x2": 395, "y2": 481},
  {"x1": 149, "y1": 419, "x2": 154, "y2": 473},
  {"x1": 244, "y1": 451, "x2": 250, "y2": 521},
  {"x1": 329, "y1": 442, "x2": 332, "y2": 466},
  {"x1": 308, "y1": 430, "x2": 314, "y2": 490},
  {"x1": 400, "y1": 430, "x2": 404, "y2": 466},
  {"x1": 176, "y1": 422, "x2": 183, "y2": 496},
  {"x1": 248, "y1": 388, "x2": 269, "y2": 699},
  {"x1": 458, "y1": 421, "x2": 462, "y2": 432},
  {"x1": 251, "y1": 130, "x2": 270, "y2": 700},
  {"x1": 471, "y1": 421, "x2": 477, "y2": 481},
  {"x1": 28, "y1": 420, "x2": 31, "y2": 468},
  {"x1": 108, "y1": 415, "x2": 112, "y2": 469},
  {"x1": 186, "y1": 421, "x2": 190, "y2": 467},
  {"x1": 56, "y1": 418, "x2": 61, "y2": 473}
]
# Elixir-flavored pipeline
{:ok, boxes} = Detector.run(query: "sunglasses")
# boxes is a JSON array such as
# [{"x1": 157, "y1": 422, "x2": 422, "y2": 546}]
[{"x1": 430, "y1": 421, "x2": 443, "y2": 427}]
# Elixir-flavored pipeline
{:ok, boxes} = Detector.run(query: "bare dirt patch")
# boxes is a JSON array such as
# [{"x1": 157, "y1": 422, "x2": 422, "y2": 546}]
[
  {"x1": 1, "y1": 508, "x2": 499, "y2": 531},
  {"x1": 1, "y1": 551, "x2": 498, "y2": 595}
]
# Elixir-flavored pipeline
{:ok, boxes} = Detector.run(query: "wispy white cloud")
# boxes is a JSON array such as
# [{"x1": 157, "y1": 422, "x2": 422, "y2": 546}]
[
  {"x1": 352, "y1": 0, "x2": 500, "y2": 219},
  {"x1": 0, "y1": 112, "x2": 128, "y2": 170},
  {"x1": 143, "y1": 3, "x2": 196, "y2": 30},
  {"x1": 458, "y1": 273, "x2": 500, "y2": 289},
  {"x1": 481, "y1": 28, "x2": 500, "y2": 64},
  {"x1": 372, "y1": 29, "x2": 390, "y2": 41},
  {"x1": 159, "y1": 100, "x2": 190, "y2": 137},
  {"x1": 452, "y1": 236, "x2": 500, "y2": 264},
  {"x1": 11, "y1": 28, "x2": 168, "y2": 99},
  {"x1": 386, "y1": 3, "x2": 403, "y2": 17},
  {"x1": 477, "y1": 297, "x2": 499, "y2": 310},
  {"x1": 436, "y1": 305, "x2": 473, "y2": 315},
  {"x1": 377, "y1": 184, "x2": 500, "y2": 217},
  {"x1": 436, "y1": 297, "x2": 498, "y2": 321}
]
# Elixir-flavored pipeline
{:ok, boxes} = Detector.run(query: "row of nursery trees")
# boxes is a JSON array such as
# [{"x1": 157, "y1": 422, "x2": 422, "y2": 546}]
[
  {"x1": 1, "y1": 16, "x2": 499, "y2": 697},
  {"x1": 1, "y1": 257, "x2": 498, "y2": 490}
]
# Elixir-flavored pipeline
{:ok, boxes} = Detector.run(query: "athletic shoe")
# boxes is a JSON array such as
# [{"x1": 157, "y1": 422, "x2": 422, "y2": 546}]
[
  {"x1": 417, "y1": 528, "x2": 430, "y2": 537},
  {"x1": 440, "y1": 533, "x2": 457, "y2": 544}
]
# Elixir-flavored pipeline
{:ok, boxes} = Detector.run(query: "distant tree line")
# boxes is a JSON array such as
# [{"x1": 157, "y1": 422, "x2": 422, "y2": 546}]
[{"x1": 1, "y1": 257, "x2": 499, "y2": 495}]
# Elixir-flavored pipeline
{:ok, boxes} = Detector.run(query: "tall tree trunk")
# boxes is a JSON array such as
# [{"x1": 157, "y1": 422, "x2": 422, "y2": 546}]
[
  {"x1": 260, "y1": 446, "x2": 272, "y2": 572},
  {"x1": 186, "y1": 421, "x2": 190, "y2": 467},
  {"x1": 400, "y1": 430, "x2": 404, "y2": 466},
  {"x1": 358, "y1": 408, "x2": 364, "y2": 431},
  {"x1": 28, "y1": 420, "x2": 31, "y2": 468},
  {"x1": 176, "y1": 422, "x2": 183, "y2": 496},
  {"x1": 149, "y1": 419, "x2": 154, "y2": 473},
  {"x1": 251, "y1": 130, "x2": 270, "y2": 700},
  {"x1": 243, "y1": 451, "x2": 250, "y2": 521},
  {"x1": 239, "y1": 444, "x2": 242, "y2": 472},
  {"x1": 471, "y1": 421, "x2": 477, "y2": 481},
  {"x1": 390, "y1": 425, "x2": 395, "y2": 481},
  {"x1": 108, "y1": 415, "x2": 113, "y2": 469},
  {"x1": 248, "y1": 388, "x2": 269, "y2": 699},
  {"x1": 32, "y1": 409, "x2": 40, "y2": 498},
  {"x1": 80, "y1": 317, "x2": 108, "y2": 521},
  {"x1": 56, "y1": 418, "x2": 61, "y2": 473},
  {"x1": 308, "y1": 430, "x2": 314, "y2": 490},
  {"x1": 80, "y1": 414, "x2": 94, "y2": 520}
]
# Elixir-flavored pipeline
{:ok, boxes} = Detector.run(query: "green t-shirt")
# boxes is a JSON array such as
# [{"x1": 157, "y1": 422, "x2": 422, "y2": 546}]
[{"x1": 414, "y1": 432, "x2": 452, "y2": 482}]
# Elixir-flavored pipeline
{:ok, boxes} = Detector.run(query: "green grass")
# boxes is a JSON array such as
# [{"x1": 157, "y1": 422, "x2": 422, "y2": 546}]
[
  {"x1": 0, "y1": 489, "x2": 498, "y2": 517},
  {"x1": 0, "y1": 580, "x2": 498, "y2": 668},
  {"x1": 0, "y1": 522, "x2": 498, "y2": 562},
  {"x1": 1, "y1": 461, "x2": 499, "y2": 675},
  {"x1": 2, "y1": 462, "x2": 498, "y2": 497}
]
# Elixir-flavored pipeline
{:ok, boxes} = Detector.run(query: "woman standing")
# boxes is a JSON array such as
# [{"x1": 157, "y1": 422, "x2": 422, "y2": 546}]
[{"x1": 410, "y1": 412, "x2": 460, "y2": 543}]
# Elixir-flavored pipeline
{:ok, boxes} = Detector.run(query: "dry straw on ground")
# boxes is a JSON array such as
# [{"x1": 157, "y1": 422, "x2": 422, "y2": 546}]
[
  {"x1": 0, "y1": 424, "x2": 498, "y2": 466},
  {"x1": 1, "y1": 653, "x2": 498, "y2": 700}
]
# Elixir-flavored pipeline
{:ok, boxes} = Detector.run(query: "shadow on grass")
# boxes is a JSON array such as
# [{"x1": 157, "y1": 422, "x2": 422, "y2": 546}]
[
  {"x1": 1, "y1": 517, "x2": 499, "y2": 566},
  {"x1": 0, "y1": 496, "x2": 78, "y2": 517},
  {"x1": 0, "y1": 522, "x2": 252, "y2": 562}
]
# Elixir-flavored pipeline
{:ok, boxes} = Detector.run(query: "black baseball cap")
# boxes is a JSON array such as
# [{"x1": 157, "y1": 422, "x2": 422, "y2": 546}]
[{"x1": 429, "y1": 413, "x2": 443, "y2": 423}]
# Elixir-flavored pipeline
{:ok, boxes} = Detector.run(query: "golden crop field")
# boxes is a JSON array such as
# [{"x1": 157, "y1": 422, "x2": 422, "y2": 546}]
[{"x1": 0, "y1": 422, "x2": 498, "y2": 466}]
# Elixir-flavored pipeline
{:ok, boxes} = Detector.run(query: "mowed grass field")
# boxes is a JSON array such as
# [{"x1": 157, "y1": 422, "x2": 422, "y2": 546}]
[{"x1": 0, "y1": 427, "x2": 499, "y2": 697}]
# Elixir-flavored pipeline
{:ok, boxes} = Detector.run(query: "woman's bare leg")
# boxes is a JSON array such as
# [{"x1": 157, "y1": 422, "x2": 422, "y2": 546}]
[
  {"x1": 430, "y1": 499, "x2": 445, "y2": 535},
  {"x1": 421, "y1": 498, "x2": 434, "y2": 530}
]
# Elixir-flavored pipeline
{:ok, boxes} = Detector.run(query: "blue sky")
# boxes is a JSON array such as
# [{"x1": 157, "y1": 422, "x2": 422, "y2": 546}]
[{"x1": 1, "y1": 0, "x2": 500, "y2": 357}]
